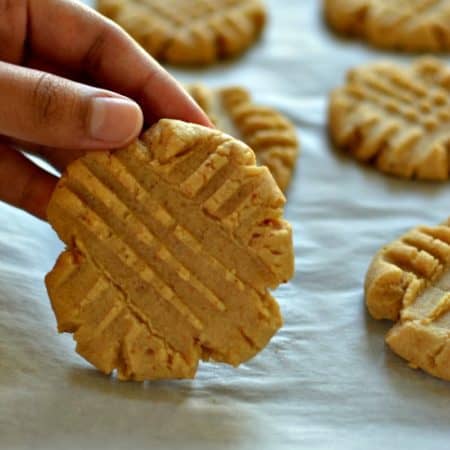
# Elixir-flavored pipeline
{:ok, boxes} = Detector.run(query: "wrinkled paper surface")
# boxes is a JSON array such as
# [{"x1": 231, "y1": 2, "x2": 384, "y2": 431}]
[{"x1": 1, "y1": 1, "x2": 449, "y2": 449}]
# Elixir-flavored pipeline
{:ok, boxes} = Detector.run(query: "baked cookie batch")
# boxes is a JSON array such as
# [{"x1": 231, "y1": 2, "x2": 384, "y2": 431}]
[
  {"x1": 42, "y1": 1, "x2": 450, "y2": 381},
  {"x1": 323, "y1": 0, "x2": 450, "y2": 381}
]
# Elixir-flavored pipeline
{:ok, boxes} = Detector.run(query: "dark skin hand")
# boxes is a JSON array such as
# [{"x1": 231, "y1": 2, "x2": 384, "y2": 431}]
[{"x1": 0, "y1": 0, "x2": 212, "y2": 220}]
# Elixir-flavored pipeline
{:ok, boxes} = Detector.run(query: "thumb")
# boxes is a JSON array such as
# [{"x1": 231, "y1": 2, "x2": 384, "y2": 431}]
[{"x1": 0, "y1": 61, "x2": 143, "y2": 150}]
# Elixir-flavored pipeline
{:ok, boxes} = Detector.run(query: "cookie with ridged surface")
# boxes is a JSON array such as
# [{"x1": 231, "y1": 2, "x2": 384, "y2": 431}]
[
  {"x1": 97, "y1": 0, "x2": 266, "y2": 64},
  {"x1": 329, "y1": 58, "x2": 450, "y2": 180},
  {"x1": 45, "y1": 119, "x2": 294, "y2": 381},
  {"x1": 324, "y1": 0, "x2": 450, "y2": 52},
  {"x1": 365, "y1": 218, "x2": 450, "y2": 381},
  {"x1": 187, "y1": 84, "x2": 299, "y2": 192}
]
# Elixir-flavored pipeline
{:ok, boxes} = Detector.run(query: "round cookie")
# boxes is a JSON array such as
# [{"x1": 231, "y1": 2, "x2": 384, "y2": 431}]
[
  {"x1": 365, "y1": 218, "x2": 450, "y2": 381},
  {"x1": 45, "y1": 119, "x2": 294, "y2": 381},
  {"x1": 324, "y1": 0, "x2": 450, "y2": 52},
  {"x1": 97, "y1": 0, "x2": 266, "y2": 65},
  {"x1": 187, "y1": 84, "x2": 299, "y2": 192},
  {"x1": 329, "y1": 58, "x2": 450, "y2": 180}
]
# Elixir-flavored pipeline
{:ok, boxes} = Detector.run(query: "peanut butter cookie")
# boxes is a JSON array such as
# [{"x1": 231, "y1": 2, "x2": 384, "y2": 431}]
[
  {"x1": 329, "y1": 58, "x2": 450, "y2": 180},
  {"x1": 324, "y1": 0, "x2": 450, "y2": 52},
  {"x1": 97, "y1": 0, "x2": 266, "y2": 64},
  {"x1": 46, "y1": 119, "x2": 294, "y2": 381},
  {"x1": 366, "y1": 218, "x2": 450, "y2": 381}
]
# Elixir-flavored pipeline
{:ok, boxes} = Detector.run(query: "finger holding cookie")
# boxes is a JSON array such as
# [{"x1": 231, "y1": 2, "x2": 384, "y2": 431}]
[{"x1": 0, "y1": 0, "x2": 211, "y2": 220}]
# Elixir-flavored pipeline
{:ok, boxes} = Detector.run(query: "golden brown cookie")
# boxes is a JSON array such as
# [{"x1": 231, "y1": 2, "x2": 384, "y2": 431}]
[
  {"x1": 365, "y1": 218, "x2": 450, "y2": 381},
  {"x1": 324, "y1": 0, "x2": 450, "y2": 52},
  {"x1": 329, "y1": 58, "x2": 450, "y2": 180},
  {"x1": 186, "y1": 84, "x2": 299, "y2": 192},
  {"x1": 45, "y1": 119, "x2": 294, "y2": 381},
  {"x1": 97, "y1": 0, "x2": 266, "y2": 65}
]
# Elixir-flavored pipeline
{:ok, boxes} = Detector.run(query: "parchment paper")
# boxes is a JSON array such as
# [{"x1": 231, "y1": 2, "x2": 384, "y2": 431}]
[{"x1": 1, "y1": 1, "x2": 449, "y2": 449}]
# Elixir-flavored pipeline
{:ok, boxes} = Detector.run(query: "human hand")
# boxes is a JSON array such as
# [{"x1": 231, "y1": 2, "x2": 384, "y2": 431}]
[{"x1": 0, "y1": 0, "x2": 211, "y2": 220}]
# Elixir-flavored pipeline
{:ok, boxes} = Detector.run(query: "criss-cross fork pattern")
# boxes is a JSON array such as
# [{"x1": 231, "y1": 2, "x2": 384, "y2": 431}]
[
  {"x1": 330, "y1": 58, "x2": 450, "y2": 180},
  {"x1": 46, "y1": 120, "x2": 293, "y2": 381}
]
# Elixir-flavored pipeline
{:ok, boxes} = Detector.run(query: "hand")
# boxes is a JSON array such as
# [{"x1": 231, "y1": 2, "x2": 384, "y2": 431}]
[{"x1": 0, "y1": 0, "x2": 211, "y2": 220}]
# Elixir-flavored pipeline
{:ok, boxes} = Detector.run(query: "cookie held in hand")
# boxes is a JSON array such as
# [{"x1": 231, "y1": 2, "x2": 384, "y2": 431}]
[
  {"x1": 97, "y1": 0, "x2": 266, "y2": 65},
  {"x1": 187, "y1": 84, "x2": 299, "y2": 192},
  {"x1": 46, "y1": 119, "x2": 294, "y2": 381},
  {"x1": 329, "y1": 58, "x2": 450, "y2": 180},
  {"x1": 365, "y1": 218, "x2": 450, "y2": 381}
]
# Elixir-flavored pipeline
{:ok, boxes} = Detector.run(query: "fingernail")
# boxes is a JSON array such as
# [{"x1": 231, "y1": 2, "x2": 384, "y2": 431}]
[{"x1": 89, "y1": 97, "x2": 143, "y2": 144}]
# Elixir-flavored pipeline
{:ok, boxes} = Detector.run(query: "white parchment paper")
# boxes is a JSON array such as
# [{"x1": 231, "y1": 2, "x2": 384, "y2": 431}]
[{"x1": 1, "y1": 1, "x2": 449, "y2": 449}]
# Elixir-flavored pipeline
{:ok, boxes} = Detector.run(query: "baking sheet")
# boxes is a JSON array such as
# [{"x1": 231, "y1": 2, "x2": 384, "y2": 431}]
[{"x1": 1, "y1": 1, "x2": 450, "y2": 449}]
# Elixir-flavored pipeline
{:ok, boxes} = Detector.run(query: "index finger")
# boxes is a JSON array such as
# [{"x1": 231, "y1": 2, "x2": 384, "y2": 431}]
[{"x1": 27, "y1": 0, "x2": 211, "y2": 126}]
